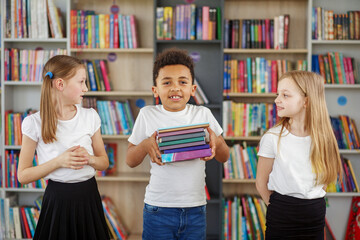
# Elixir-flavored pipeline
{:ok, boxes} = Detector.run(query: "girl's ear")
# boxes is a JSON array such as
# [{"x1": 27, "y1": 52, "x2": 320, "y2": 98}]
[
  {"x1": 54, "y1": 78, "x2": 65, "y2": 91},
  {"x1": 304, "y1": 97, "x2": 308, "y2": 108}
]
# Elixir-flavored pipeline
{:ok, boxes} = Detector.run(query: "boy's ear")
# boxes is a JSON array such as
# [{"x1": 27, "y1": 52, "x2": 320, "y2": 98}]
[
  {"x1": 190, "y1": 84, "x2": 197, "y2": 97},
  {"x1": 54, "y1": 78, "x2": 65, "y2": 91},
  {"x1": 152, "y1": 86, "x2": 159, "y2": 97}
]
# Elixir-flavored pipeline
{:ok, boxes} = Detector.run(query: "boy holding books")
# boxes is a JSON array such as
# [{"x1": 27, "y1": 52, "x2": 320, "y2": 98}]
[{"x1": 126, "y1": 48, "x2": 229, "y2": 239}]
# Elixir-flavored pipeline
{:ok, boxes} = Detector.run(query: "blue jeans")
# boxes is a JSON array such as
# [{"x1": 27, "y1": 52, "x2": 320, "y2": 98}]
[{"x1": 142, "y1": 203, "x2": 206, "y2": 240}]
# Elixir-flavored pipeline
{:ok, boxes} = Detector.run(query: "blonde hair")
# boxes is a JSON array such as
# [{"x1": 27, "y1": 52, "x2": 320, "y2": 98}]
[
  {"x1": 40, "y1": 55, "x2": 84, "y2": 144},
  {"x1": 274, "y1": 70, "x2": 342, "y2": 185}
]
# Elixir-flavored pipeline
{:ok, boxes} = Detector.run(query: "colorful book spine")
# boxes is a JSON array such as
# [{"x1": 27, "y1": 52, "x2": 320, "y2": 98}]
[{"x1": 161, "y1": 148, "x2": 212, "y2": 163}]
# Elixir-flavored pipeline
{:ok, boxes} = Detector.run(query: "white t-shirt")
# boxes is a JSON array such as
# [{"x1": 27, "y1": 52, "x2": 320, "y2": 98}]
[
  {"x1": 21, "y1": 105, "x2": 101, "y2": 183},
  {"x1": 128, "y1": 104, "x2": 223, "y2": 207},
  {"x1": 257, "y1": 125, "x2": 325, "y2": 199}
]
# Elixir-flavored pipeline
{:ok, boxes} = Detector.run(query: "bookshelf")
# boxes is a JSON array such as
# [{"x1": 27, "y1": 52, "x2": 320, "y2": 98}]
[
  {"x1": 1, "y1": 0, "x2": 359, "y2": 239},
  {"x1": 309, "y1": 0, "x2": 360, "y2": 239}
]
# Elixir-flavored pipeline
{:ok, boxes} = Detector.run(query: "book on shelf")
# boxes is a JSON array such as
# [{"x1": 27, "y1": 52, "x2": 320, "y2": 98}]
[
  {"x1": 82, "y1": 98, "x2": 135, "y2": 136},
  {"x1": 222, "y1": 101, "x2": 278, "y2": 137},
  {"x1": 156, "y1": 4, "x2": 221, "y2": 40},
  {"x1": 222, "y1": 195, "x2": 266, "y2": 240},
  {"x1": 224, "y1": 143, "x2": 259, "y2": 180},
  {"x1": 71, "y1": 10, "x2": 139, "y2": 49},
  {"x1": 156, "y1": 123, "x2": 212, "y2": 163},
  {"x1": 101, "y1": 196, "x2": 128, "y2": 240},
  {"x1": 223, "y1": 54, "x2": 307, "y2": 94},
  {"x1": 330, "y1": 115, "x2": 360, "y2": 150},
  {"x1": 193, "y1": 79, "x2": 209, "y2": 105},
  {"x1": 4, "y1": 0, "x2": 65, "y2": 39},
  {"x1": 4, "y1": 48, "x2": 67, "y2": 82},
  {"x1": 83, "y1": 59, "x2": 112, "y2": 91},
  {"x1": 312, "y1": 7, "x2": 360, "y2": 40},
  {"x1": 97, "y1": 143, "x2": 117, "y2": 177},
  {"x1": 327, "y1": 156, "x2": 359, "y2": 193},
  {"x1": 4, "y1": 150, "x2": 47, "y2": 189},
  {"x1": 313, "y1": 52, "x2": 360, "y2": 84},
  {"x1": 0, "y1": 195, "x2": 40, "y2": 239},
  {"x1": 224, "y1": 15, "x2": 290, "y2": 49}
]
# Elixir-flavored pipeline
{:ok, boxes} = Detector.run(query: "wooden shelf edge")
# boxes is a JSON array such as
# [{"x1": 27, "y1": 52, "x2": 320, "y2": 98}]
[
  {"x1": 224, "y1": 136, "x2": 261, "y2": 141},
  {"x1": 71, "y1": 48, "x2": 153, "y2": 53},
  {"x1": 223, "y1": 179, "x2": 256, "y2": 183},
  {"x1": 85, "y1": 91, "x2": 153, "y2": 97},
  {"x1": 224, "y1": 48, "x2": 308, "y2": 54},
  {"x1": 324, "y1": 84, "x2": 360, "y2": 89},
  {"x1": 224, "y1": 93, "x2": 277, "y2": 97},
  {"x1": 326, "y1": 192, "x2": 360, "y2": 197}
]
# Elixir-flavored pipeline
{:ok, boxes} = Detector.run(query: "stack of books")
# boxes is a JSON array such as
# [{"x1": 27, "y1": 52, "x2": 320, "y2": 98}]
[{"x1": 158, "y1": 123, "x2": 212, "y2": 163}]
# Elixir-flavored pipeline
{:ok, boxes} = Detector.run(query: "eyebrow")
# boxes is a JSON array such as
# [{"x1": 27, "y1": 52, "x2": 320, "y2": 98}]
[{"x1": 161, "y1": 76, "x2": 189, "y2": 81}]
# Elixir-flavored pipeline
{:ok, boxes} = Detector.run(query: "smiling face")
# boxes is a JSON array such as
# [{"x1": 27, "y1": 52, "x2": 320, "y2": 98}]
[
  {"x1": 275, "y1": 77, "x2": 307, "y2": 120},
  {"x1": 152, "y1": 64, "x2": 196, "y2": 112},
  {"x1": 62, "y1": 67, "x2": 88, "y2": 105}
]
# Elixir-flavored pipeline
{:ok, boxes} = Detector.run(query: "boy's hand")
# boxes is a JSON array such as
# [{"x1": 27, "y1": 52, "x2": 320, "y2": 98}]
[
  {"x1": 58, "y1": 145, "x2": 89, "y2": 170},
  {"x1": 143, "y1": 132, "x2": 164, "y2": 166},
  {"x1": 201, "y1": 127, "x2": 216, "y2": 161}
]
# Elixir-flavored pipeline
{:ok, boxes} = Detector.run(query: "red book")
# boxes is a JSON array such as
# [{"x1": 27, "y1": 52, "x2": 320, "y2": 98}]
[
  {"x1": 346, "y1": 57, "x2": 355, "y2": 84},
  {"x1": 271, "y1": 60, "x2": 278, "y2": 93},
  {"x1": 345, "y1": 197, "x2": 360, "y2": 239},
  {"x1": 99, "y1": 60, "x2": 111, "y2": 91},
  {"x1": 284, "y1": 15, "x2": 290, "y2": 48},
  {"x1": 204, "y1": 185, "x2": 211, "y2": 200},
  {"x1": 265, "y1": 19, "x2": 270, "y2": 49},
  {"x1": 20, "y1": 207, "x2": 31, "y2": 238}
]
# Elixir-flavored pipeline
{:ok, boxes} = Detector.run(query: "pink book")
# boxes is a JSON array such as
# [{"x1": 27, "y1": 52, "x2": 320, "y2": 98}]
[
  {"x1": 130, "y1": 15, "x2": 138, "y2": 48},
  {"x1": 161, "y1": 148, "x2": 212, "y2": 163},
  {"x1": 158, "y1": 127, "x2": 205, "y2": 137},
  {"x1": 347, "y1": 57, "x2": 355, "y2": 84},
  {"x1": 342, "y1": 56, "x2": 350, "y2": 84},
  {"x1": 99, "y1": 60, "x2": 111, "y2": 91},
  {"x1": 271, "y1": 60, "x2": 278, "y2": 93},
  {"x1": 202, "y1": 6, "x2": 209, "y2": 40}
]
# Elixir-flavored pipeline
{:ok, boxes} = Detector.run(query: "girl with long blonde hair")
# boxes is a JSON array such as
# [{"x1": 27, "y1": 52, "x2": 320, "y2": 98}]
[
  {"x1": 18, "y1": 55, "x2": 110, "y2": 240},
  {"x1": 256, "y1": 70, "x2": 342, "y2": 239}
]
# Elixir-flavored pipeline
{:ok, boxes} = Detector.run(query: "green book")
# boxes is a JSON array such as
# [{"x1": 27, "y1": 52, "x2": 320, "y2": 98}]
[{"x1": 158, "y1": 137, "x2": 205, "y2": 147}]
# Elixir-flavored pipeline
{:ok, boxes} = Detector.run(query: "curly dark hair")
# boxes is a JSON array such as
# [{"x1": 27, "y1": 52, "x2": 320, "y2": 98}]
[{"x1": 153, "y1": 48, "x2": 195, "y2": 86}]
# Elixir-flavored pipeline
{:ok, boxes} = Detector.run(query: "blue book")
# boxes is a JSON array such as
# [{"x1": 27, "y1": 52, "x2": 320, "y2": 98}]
[
  {"x1": 163, "y1": 144, "x2": 210, "y2": 154},
  {"x1": 118, "y1": 14, "x2": 124, "y2": 48},
  {"x1": 86, "y1": 61, "x2": 97, "y2": 91},
  {"x1": 116, "y1": 102, "x2": 130, "y2": 135},
  {"x1": 109, "y1": 14, "x2": 114, "y2": 48},
  {"x1": 247, "y1": 57, "x2": 252, "y2": 93}
]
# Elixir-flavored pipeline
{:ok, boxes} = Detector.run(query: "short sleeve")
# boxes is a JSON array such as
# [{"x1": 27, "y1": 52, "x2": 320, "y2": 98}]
[
  {"x1": 22, "y1": 115, "x2": 38, "y2": 142},
  {"x1": 128, "y1": 108, "x2": 147, "y2": 145},
  {"x1": 91, "y1": 108, "x2": 101, "y2": 135},
  {"x1": 205, "y1": 108, "x2": 223, "y2": 136},
  {"x1": 257, "y1": 133, "x2": 276, "y2": 159}
]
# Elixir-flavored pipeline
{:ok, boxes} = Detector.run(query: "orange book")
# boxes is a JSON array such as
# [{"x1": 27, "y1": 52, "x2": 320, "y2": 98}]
[
  {"x1": 340, "y1": 115, "x2": 353, "y2": 149},
  {"x1": 350, "y1": 118, "x2": 360, "y2": 148},
  {"x1": 105, "y1": 14, "x2": 110, "y2": 48},
  {"x1": 318, "y1": 55, "x2": 326, "y2": 81},
  {"x1": 327, "y1": 52, "x2": 335, "y2": 83}
]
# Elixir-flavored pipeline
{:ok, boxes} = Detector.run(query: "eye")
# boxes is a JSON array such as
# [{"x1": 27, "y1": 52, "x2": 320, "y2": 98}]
[{"x1": 163, "y1": 81, "x2": 170, "y2": 85}]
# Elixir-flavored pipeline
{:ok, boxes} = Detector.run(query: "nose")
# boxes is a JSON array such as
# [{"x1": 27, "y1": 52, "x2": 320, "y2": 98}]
[{"x1": 274, "y1": 95, "x2": 280, "y2": 104}]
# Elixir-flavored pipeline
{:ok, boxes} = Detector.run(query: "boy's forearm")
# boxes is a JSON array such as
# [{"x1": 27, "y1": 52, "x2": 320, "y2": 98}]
[
  {"x1": 126, "y1": 142, "x2": 148, "y2": 168},
  {"x1": 214, "y1": 136, "x2": 230, "y2": 163}
]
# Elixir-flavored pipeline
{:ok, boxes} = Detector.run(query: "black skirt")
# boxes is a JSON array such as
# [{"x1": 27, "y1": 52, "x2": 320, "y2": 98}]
[
  {"x1": 266, "y1": 192, "x2": 325, "y2": 240},
  {"x1": 34, "y1": 177, "x2": 110, "y2": 240}
]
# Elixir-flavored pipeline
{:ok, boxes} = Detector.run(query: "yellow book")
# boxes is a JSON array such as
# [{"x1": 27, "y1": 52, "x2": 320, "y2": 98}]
[
  {"x1": 99, "y1": 14, "x2": 105, "y2": 48},
  {"x1": 253, "y1": 196, "x2": 266, "y2": 236},
  {"x1": 87, "y1": 15, "x2": 92, "y2": 48}
]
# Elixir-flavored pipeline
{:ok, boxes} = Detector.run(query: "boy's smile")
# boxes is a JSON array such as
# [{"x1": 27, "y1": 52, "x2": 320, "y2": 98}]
[{"x1": 152, "y1": 64, "x2": 197, "y2": 112}]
